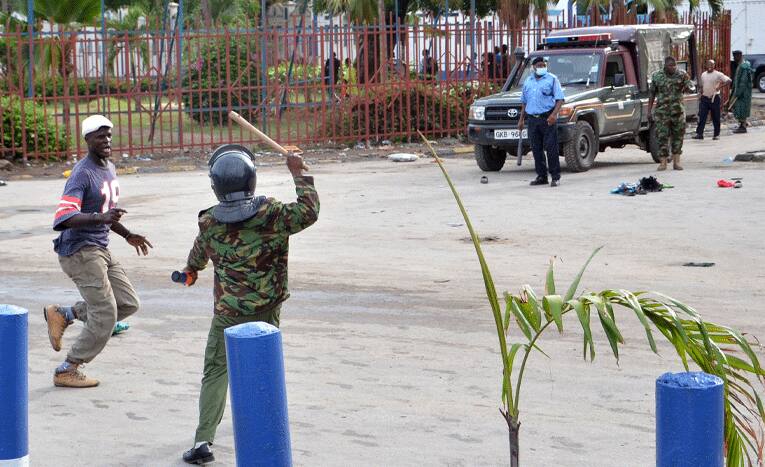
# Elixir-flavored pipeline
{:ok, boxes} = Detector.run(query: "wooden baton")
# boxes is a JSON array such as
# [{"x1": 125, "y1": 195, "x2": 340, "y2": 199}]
[{"x1": 228, "y1": 111, "x2": 308, "y2": 170}]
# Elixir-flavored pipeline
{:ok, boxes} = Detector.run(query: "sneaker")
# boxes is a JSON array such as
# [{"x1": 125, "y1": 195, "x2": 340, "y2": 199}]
[
  {"x1": 713, "y1": 136, "x2": 719, "y2": 140},
  {"x1": 550, "y1": 179, "x2": 559, "y2": 187},
  {"x1": 183, "y1": 443, "x2": 215, "y2": 465},
  {"x1": 691, "y1": 134, "x2": 703, "y2": 140},
  {"x1": 112, "y1": 321, "x2": 130, "y2": 336},
  {"x1": 732, "y1": 127, "x2": 747, "y2": 134},
  {"x1": 529, "y1": 177, "x2": 549, "y2": 186},
  {"x1": 43, "y1": 305, "x2": 70, "y2": 352},
  {"x1": 53, "y1": 364, "x2": 99, "y2": 388}
]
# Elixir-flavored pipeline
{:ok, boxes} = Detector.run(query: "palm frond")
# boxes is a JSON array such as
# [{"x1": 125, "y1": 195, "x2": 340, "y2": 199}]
[{"x1": 425, "y1": 143, "x2": 765, "y2": 464}]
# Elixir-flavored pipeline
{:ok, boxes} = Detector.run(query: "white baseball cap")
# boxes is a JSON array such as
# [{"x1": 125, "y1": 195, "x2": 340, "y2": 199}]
[{"x1": 81, "y1": 115, "x2": 113, "y2": 138}]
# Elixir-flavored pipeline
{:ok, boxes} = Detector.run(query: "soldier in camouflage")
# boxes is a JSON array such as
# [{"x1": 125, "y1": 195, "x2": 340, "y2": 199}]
[
  {"x1": 647, "y1": 56, "x2": 692, "y2": 171},
  {"x1": 180, "y1": 144, "x2": 319, "y2": 465}
]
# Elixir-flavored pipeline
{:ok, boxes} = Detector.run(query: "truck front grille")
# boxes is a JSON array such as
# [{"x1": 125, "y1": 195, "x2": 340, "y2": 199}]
[{"x1": 486, "y1": 106, "x2": 522, "y2": 121}]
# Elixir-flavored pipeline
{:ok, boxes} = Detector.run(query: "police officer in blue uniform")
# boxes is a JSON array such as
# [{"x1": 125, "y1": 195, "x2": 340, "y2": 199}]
[{"x1": 518, "y1": 56, "x2": 565, "y2": 187}]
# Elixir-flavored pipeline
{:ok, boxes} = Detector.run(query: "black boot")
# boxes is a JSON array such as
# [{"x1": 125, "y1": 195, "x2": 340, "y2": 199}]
[
  {"x1": 183, "y1": 443, "x2": 215, "y2": 465},
  {"x1": 529, "y1": 177, "x2": 549, "y2": 186}
]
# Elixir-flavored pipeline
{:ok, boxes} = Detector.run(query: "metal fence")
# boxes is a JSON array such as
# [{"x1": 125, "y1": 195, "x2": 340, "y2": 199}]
[{"x1": 0, "y1": 12, "x2": 731, "y2": 160}]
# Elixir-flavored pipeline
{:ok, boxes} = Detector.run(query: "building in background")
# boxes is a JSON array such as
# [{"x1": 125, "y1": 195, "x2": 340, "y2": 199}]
[{"x1": 677, "y1": 0, "x2": 764, "y2": 54}]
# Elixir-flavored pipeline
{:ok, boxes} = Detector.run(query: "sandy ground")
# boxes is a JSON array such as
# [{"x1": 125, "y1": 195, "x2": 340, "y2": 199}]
[{"x1": 1, "y1": 131, "x2": 765, "y2": 466}]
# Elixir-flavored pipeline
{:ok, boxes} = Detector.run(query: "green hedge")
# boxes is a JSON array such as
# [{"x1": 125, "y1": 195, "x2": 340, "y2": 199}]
[
  {"x1": 325, "y1": 83, "x2": 475, "y2": 142},
  {"x1": 181, "y1": 36, "x2": 260, "y2": 125},
  {"x1": 1, "y1": 96, "x2": 70, "y2": 159}
]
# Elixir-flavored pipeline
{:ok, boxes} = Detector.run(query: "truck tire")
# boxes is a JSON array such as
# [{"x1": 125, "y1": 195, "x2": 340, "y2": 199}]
[
  {"x1": 475, "y1": 145, "x2": 507, "y2": 171},
  {"x1": 649, "y1": 124, "x2": 661, "y2": 163},
  {"x1": 757, "y1": 72, "x2": 765, "y2": 93},
  {"x1": 562, "y1": 121, "x2": 597, "y2": 172}
]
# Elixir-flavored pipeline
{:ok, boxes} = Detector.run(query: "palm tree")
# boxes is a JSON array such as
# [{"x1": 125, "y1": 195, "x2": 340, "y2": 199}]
[
  {"x1": 318, "y1": 0, "x2": 391, "y2": 83},
  {"x1": 33, "y1": 0, "x2": 101, "y2": 142},
  {"x1": 105, "y1": 6, "x2": 150, "y2": 111},
  {"x1": 495, "y1": 0, "x2": 548, "y2": 66},
  {"x1": 421, "y1": 134, "x2": 765, "y2": 467}
]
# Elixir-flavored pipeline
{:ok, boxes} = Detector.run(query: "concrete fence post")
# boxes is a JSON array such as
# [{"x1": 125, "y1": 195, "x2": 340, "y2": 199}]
[
  {"x1": 656, "y1": 371, "x2": 724, "y2": 467},
  {"x1": 225, "y1": 322, "x2": 292, "y2": 467},
  {"x1": 0, "y1": 305, "x2": 29, "y2": 467}
]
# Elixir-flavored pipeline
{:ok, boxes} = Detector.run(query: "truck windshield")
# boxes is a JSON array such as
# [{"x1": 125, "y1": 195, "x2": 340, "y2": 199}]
[{"x1": 516, "y1": 53, "x2": 604, "y2": 88}]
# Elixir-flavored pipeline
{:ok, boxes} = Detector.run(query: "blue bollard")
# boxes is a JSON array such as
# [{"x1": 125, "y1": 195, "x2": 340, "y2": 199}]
[
  {"x1": 656, "y1": 371, "x2": 724, "y2": 467},
  {"x1": 0, "y1": 305, "x2": 29, "y2": 467},
  {"x1": 225, "y1": 322, "x2": 292, "y2": 467}
]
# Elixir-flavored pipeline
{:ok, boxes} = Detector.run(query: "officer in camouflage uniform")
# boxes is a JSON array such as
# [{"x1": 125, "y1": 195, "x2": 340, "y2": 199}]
[
  {"x1": 647, "y1": 56, "x2": 692, "y2": 171},
  {"x1": 180, "y1": 144, "x2": 319, "y2": 465}
]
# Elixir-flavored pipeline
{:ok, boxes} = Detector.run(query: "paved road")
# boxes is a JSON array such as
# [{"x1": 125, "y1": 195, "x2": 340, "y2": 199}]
[{"x1": 1, "y1": 130, "x2": 764, "y2": 466}]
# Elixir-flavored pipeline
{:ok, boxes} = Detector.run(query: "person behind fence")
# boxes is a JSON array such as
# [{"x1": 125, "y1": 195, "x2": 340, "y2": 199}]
[
  {"x1": 647, "y1": 56, "x2": 692, "y2": 171},
  {"x1": 483, "y1": 52, "x2": 496, "y2": 79},
  {"x1": 693, "y1": 60, "x2": 731, "y2": 141},
  {"x1": 324, "y1": 52, "x2": 341, "y2": 85},
  {"x1": 500, "y1": 44, "x2": 510, "y2": 78},
  {"x1": 731, "y1": 50, "x2": 753, "y2": 134},
  {"x1": 44, "y1": 115, "x2": 153, "y2": 388},
  {"x1": 518, "y1": 56, "x2": 565, "y2": 187},
  {"x1": 180, "y1": 144, "x2": 319, "y2": 465}
]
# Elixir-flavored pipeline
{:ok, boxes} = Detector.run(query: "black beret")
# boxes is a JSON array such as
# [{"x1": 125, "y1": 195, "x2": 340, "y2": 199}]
[{"x1": 532, "y1": 56, "x2": 545, "y2": 65}]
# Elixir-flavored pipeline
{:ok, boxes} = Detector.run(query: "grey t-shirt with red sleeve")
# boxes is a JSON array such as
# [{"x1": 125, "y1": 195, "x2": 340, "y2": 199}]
[{"x1": 53, "y1": 156, "x2": 120, "y2": 256}]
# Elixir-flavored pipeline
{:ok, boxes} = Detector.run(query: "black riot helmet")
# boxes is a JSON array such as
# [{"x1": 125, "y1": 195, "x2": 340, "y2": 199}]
[{"x1": 208, "y1": 144, "x2": 257, "y2": 202}]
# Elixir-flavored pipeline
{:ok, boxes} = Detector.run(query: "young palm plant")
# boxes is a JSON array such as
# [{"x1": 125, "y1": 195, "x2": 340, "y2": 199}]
[{"x1": 417, "y1": 132, "x2": 765, "y2": 467}]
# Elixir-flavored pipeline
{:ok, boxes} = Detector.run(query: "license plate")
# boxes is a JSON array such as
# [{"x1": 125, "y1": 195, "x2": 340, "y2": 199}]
[{"x1": 494, "y1": 129, "x2": 528, "y2": 140}]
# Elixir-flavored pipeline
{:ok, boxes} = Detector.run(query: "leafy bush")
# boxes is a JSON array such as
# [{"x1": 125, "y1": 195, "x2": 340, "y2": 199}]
[
  {"x1": 1, "y1": 96, "x2": 70, "y2": 159},
  {"x1": 325, "y1": 83, "x2": 470, "y2": 142},
  {"x1": 181, "y1": 36, "x2": 260, "y2": 125},
  {"x1": 267, "y1": 62, "x2": 322, "y2": 84}
]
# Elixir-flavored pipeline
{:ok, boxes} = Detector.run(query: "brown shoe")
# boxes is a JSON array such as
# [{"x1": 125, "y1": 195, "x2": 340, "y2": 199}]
[
  {"x1": 43, "y1": 305, "x2": 69, "y2": 352},
  {"x1": 54, "y1": 364, "x2": 99, "y2": 388},
  {"x1": 658, "y1": 158, "x2": 668, "y2": 171},
  {"x1": 673, "y1": 153, "x2": 684, "y2": 170}
]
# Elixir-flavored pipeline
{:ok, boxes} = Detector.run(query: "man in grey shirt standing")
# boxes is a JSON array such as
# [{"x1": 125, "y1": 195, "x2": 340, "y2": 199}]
[{"x1": 693, "y1": 60, "x2": 731, "y2": 140}]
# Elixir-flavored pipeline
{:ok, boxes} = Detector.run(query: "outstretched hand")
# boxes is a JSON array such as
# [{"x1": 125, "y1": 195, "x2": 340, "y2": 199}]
[{"x1": 127, "y1": 233, "x2": 153, "y2": 256}]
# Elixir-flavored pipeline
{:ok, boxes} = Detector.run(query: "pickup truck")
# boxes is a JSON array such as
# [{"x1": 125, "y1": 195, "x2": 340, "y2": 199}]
[{"x1": 467, "y1": 25, "x2": 700, "y2": 172}]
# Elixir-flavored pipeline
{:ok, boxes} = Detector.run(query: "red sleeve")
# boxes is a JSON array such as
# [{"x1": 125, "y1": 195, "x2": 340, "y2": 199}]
[{"x1": 53, "y1": 178, "x2": 85, "y2": 231}]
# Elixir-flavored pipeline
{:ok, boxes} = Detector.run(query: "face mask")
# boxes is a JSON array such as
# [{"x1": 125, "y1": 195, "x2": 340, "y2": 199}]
[{"x1": 535, "y1": 67, "x2": 548, "y2": 77}]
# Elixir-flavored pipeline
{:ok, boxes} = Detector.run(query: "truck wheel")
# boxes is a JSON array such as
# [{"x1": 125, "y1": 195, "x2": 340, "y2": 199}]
[
  {"x1": 757, "y1": 72, "x2": 765, "y2": 93},
  {"x1": 649, "y1": 124, "x2": 661, "y2": 163},
  {"x1": 562, "y1": 121, "x2": 597, "y2": 172},
  {"x1": 475, "y1": 145, "x2": 507, "y2": 171}
]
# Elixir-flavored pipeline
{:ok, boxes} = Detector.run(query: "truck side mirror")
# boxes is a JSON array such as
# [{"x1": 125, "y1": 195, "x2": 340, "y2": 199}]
[{"x1": 613, "y1": 73, "x2": 626, "y2": 87}]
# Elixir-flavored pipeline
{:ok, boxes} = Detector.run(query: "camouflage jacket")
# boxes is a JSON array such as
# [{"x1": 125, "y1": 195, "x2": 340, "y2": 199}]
[
  {"x1": 186, "y1": 176, "x2": 319, "y2": 317},
  {"x1": 650, "y1": 69, "x2": 692, "y2": 115}
]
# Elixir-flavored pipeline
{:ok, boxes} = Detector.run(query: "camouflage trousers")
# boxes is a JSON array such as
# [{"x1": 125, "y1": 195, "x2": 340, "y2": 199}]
[
  {"x1": 194, "y1": 305, "x2": 282, "y2": 444},
  {"x1": 655, "y1": 111, "x2": 686, "y2": 159}
]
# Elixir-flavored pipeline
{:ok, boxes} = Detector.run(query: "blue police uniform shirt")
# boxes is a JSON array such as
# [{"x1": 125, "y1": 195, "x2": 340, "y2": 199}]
[{"x1": 521, "y1": 72, "x2": 565, "y2": 115}]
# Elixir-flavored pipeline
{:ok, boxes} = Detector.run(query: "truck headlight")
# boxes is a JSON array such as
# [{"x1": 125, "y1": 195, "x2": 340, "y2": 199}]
[
  {"x1": 558, "y1": 106, "x2": 574, "y2": 121},
  {"x1": 469, "y1": 105, "x2": 485, "y2": 121}
]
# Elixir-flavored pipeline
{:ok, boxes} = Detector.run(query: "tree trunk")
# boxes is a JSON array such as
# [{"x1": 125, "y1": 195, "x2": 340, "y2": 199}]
[
  {"x1": 509, "y1": 417, "x2": 520, "y2": 467},
  {"x1": 201, "y1": 0, "x2": 212, "y2": 29}
]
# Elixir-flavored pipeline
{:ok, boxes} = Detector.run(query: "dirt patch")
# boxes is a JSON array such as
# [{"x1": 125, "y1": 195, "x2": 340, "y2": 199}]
[{"x1": 460, "y1": 235, "x2": 509, "y2": 244}]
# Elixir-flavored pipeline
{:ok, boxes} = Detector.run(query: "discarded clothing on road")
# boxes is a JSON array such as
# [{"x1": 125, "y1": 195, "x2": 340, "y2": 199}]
[{"x1": 611, "y1": 176, "x2": 669, "y2": 196}]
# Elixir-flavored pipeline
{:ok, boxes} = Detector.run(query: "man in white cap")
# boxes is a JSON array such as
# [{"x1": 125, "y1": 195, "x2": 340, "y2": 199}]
[{"x1": 44, "y1": 115, "x2": 153, "y2": 388}]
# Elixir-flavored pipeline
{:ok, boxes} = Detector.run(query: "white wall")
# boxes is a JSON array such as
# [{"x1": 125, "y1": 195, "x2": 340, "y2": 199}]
[{"x1": 677, "y1": 0, "x2": 765, "y2": 54}]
